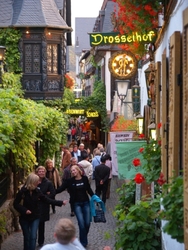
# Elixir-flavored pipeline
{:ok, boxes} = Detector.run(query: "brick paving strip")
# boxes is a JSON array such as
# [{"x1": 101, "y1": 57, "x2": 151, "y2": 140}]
[{"x1": 2, "y1": 178, "x2": 123, "y2": 250}]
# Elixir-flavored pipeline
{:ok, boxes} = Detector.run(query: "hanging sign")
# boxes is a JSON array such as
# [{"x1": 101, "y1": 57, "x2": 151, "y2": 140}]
[
  {"x1": 108, "y1": 51, "x2": 138, "y2": 80},
  {"x1": 86, "y1": 110, "x2": 99, "y2": 117},
  {"x1": 110, "y1": 131, "x2": 134, "y2": 176},
  {"x1": 89, "y1": 31, "x2": 156, "y2": 47},
  {"x1": 116, "y1": 141, "x2": 147, "y2": 179},
  {"x1": 65, "y1": 109, "x2": 85, "y2": 115}
]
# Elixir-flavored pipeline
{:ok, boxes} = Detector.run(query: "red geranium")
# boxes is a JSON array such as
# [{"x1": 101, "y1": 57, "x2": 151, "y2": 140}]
[
  {"x1": 134, "y1": 173, "x2": 145, "y2": 184},
  {"x1": 157, "y1": 122, "x2": 162, "y2": 129},
  {"x1": 139, "y1": 147, "x2": 144, "y2": 153},
  {"x1": 157, "y1": 172, "x2": 166, "y2": 186},
  {"x1": 139, "y1": 133, "x2": 145, "y2": 139},
  {"x1": 158, "y1": 140, "x2": 161, "y2": 146},
  {"x1": 132, "y1": 158, "x2": 141, "y2": 167}
]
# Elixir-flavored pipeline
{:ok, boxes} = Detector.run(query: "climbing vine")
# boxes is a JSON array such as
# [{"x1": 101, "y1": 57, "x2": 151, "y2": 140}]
[{"x1": 0, "y1": 28, "x2": 22, "y2": 73}]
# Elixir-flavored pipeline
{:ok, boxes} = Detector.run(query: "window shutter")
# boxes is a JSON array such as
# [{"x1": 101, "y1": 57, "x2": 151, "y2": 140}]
[
  {"x1": 161, "y1": 52, "x2": 168, "y2": 180},
  {"x1": 168, "y1": 31, "x2": 181, "y2": 178},
  {"x1": 183, "y1": 7, "x2": 188, "y2": 248}
]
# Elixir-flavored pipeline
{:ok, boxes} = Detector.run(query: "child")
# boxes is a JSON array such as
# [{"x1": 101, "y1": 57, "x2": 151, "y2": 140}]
[{"x1": 40, "y1": 218, "x2": 85, "y2": 250}]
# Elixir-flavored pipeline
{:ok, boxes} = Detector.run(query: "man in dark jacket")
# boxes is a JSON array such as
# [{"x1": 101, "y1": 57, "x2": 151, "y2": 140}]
[
  {"x1": 36, "y1": 166, "x2": 55, "y2": 247},
  {"x1": 94, "y1": 155, "x2": 110, "y2": 204}
]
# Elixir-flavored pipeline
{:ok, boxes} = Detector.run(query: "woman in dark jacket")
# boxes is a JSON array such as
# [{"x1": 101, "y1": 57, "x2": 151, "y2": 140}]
[
  {"x1": 13, "y1": 173, "x2": 67, "y2": 250},
  {"x1": 56, "y1": 165, "x2": 94, "y2": 248},
  {"x1": 35, "y1": 166, "x2": 57, "y2": 247}
]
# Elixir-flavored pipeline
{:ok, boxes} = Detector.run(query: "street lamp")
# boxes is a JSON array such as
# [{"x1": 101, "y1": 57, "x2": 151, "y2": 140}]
[
  {"x1": 136, "y1": 114, "x2": 144, "y2": 135},
  {"x1": 116, "y1": 79, "x2": 130, "y2": 115},
  {"x1": 148, "y1": 122, "x2": 156, "y2": 140}
]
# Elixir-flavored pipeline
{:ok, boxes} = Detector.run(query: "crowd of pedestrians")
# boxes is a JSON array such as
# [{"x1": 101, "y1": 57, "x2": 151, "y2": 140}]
[{"x1": 12, "y1": 140, "x2": 113, "y2": 250}]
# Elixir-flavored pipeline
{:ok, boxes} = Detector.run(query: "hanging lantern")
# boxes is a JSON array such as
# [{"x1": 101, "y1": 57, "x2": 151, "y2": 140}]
[
  {"x1": 132, "y1": 85, "x2": 140, "y2": 114},
  {"x1": 148, "y1": 122, "x2": 156, "y2": 140},
  {"x1": 136, "y1": 114, "x2": 144, "y2": 135}
]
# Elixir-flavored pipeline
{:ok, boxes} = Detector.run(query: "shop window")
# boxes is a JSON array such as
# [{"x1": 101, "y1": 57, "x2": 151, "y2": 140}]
[
  {"x1": 47, "y1": 44, "x2": 59, "y2": 74},
  {"x1": 24, "y1": 44, "x2": 41, "y2": 74}
]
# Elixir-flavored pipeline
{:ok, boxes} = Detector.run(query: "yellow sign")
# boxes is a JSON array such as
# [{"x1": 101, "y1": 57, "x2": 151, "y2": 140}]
[
  {"x1": 86, "y1": 111, "x2": 99, "y2": 117},
  {"x1": 90, "y1": 31, "x2": 155, "y2": 46},
  {"x1": 108, "y1": 51, "x2": 138, "y2": 80},
  {"x1": 66, "y1": 109, "x2": 85, "y2": 115}
]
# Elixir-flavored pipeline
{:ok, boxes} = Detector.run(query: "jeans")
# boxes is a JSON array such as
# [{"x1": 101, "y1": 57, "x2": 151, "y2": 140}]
[
  {"x1": 19, "y1": 217, "x2": 40, "y2": 250},
  {"x1": 74, "y1": 201, "x2": 91, "y2": 247}
]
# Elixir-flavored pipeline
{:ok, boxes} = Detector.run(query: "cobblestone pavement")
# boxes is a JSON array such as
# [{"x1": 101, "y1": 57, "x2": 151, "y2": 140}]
[{"x1": 2, "y1": 178, "x2": 123, "y2": 250}]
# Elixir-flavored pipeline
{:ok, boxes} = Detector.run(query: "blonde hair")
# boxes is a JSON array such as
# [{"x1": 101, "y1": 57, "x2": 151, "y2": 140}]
[
  {"x1": 44, "y1": 159, "x2": 53, "y2": 168},
  {"x1": 25, "y1": 173, "x2": 39, "y2": 191},
  {"x1": 35, "y1": 166, "x2": 46, "y2": 173},
  {"x1": 70, "y1": 165, "x2": 82, "y2": 175},
  {"x1": 55, "y1": 218, "x2": 76, "y2": 244}
]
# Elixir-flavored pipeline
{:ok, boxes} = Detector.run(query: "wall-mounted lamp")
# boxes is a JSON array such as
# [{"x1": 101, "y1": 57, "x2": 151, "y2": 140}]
[
  {"x1": 132, "y1": 84, "x2": 140, "y2": 114},
  {"x1": 0, "y1": 46, "x2": 5, "y2": 85},
  {"x1": 136, "y1": 114, "x2": 144, "y2": 135},
  {"x1": 148, "y1": 122, "x2": 156, "y2": 140},
  {"x1": 0, "y1": 46, "x2": 6, "y2": 63}
]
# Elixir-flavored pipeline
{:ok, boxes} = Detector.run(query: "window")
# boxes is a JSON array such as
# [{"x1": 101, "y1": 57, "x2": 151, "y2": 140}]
[
  {"x1": 24, "y1": 44, "x2": 41, "y2": 73},
  {"x1": 47, "y1": 44, "x2": 58, "y2": 74}
]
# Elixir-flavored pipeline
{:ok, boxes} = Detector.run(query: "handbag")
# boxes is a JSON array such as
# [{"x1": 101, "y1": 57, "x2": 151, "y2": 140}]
[{"x1": 94, "y1": 208, "x2": 106, "y2": 223}]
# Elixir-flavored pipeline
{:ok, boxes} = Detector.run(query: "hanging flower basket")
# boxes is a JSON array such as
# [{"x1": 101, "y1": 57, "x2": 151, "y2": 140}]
[{"x1": 112, "y1": 0, "x2": 161, "y2": 58}]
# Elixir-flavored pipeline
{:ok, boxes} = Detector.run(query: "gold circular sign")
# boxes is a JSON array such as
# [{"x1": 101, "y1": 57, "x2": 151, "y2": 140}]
[{"x1": 108, "y1": 51, "x2": 138, "y2": 80}]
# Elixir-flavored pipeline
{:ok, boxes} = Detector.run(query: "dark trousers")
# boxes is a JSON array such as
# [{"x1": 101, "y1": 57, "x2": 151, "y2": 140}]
[
  {"x1": 106, "y1": 178, "x2": 111, "y2": 199},
  {"x1": 95, "y1": 181, "x2": 108, "y2": 204},
  {"x1": 51, "y1": 204, "x2": 55, "y2": 213},
  {"x1": 38, "y1": 221, "x2": 45, "y2": 246}
]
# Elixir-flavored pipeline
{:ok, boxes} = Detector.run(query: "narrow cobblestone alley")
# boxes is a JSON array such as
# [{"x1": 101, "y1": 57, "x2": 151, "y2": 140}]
[{"x1": 2, "y1": 178, "x2": 122, "y2": 250}]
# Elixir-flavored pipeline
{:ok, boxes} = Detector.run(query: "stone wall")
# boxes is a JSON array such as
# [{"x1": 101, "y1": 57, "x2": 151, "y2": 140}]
[{"x1": 0, "y1": 199, "x2": 20, "y2": 247}]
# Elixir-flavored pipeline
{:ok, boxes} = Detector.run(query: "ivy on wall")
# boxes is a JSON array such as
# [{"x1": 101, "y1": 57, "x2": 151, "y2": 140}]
[{"x1": 0, "y1": 28, "x2": 22, "y2": 73}]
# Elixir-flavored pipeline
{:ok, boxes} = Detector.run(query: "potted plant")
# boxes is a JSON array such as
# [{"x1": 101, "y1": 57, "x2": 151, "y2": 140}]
[{"x1": 160, "y1": 175, "x2": 183, "y2": 243}]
